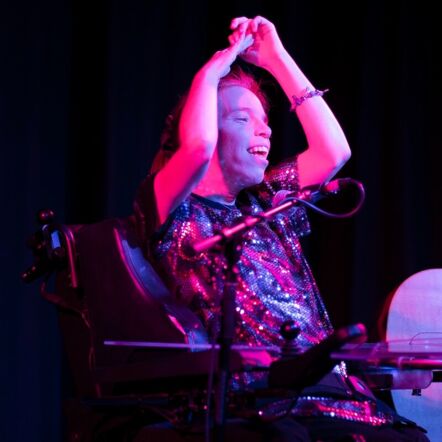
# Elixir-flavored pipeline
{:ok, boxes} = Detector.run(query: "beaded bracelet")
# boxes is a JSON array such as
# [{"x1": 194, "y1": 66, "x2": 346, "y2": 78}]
[{"x1": 290, "y1": 87, "x2": 329, "y2": 111}]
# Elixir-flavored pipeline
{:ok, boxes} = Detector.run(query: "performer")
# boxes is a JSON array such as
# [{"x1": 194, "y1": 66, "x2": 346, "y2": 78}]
[{"x1": 134, "y1": 16, "x2": 428, "y2": 441}]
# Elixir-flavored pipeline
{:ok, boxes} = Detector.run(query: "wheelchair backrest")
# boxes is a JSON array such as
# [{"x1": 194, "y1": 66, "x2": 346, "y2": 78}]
[{"x1": 49, "y1": 216, "x2": 207, "y2": 395}]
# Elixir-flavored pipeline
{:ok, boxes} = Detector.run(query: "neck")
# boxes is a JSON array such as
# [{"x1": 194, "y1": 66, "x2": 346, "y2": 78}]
[
  {"x1": 193, "y1": 163, "x2": 238, "y2": 205},
  {"x1": 193, "y1": 179, "x2": 237, "y2": 205}
]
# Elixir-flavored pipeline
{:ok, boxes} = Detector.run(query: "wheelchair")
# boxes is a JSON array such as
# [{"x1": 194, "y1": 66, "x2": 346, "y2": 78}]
[{"x1": 22, "y1": 210, "x2": 438, "y2": 441}]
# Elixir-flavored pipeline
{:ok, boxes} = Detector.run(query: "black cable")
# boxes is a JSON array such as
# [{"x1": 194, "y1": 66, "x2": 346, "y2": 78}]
[{"x1": 289, "y1": 180, "x2": 366, "y2": 219}]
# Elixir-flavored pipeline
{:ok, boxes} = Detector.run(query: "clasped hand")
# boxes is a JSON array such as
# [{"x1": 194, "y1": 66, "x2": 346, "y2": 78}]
[
  {"x1": 199, "y1": 16, "x2": 285, "y2": 83},
  {"x1": 229, "y1": 16, "x2": 285, "y2": 71}
]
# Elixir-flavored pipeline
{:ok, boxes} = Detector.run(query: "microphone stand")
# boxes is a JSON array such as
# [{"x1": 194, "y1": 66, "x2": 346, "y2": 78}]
[
  {"x1": 196, "y1": 199, "x2": 304, "y2": 442},
  {"x1": 193, "y1": 198, "x2": 300, "y2": 254},
  {"x1": 192, "y1": 178, "x2": 364, "y2": 441},
  {"x1": 213, "y1": 236, "x2": 241, "y2": 442}
]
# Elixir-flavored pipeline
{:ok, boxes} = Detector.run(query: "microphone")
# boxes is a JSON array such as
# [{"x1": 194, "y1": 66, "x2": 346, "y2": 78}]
[
  {"x1": 192, "y1": 178, "x2": 364, "y2": 253},
  {"x1": 272, "y1": 178, "x2": 354, "y2": 207}
]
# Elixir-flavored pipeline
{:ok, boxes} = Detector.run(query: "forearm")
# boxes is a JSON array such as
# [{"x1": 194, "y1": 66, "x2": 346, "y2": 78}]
[
  {"x1": 178, "y1": 69, "x2": 219, "y2": 158},
  {"x1": 153, "y1": 33, "x2": 251, "y2": 224},
  {"x1": 268, "y1": 50, "x2": 351, "y2": 184}
]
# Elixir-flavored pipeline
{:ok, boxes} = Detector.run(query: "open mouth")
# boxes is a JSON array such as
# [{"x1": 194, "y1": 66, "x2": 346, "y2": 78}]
[{"x1": 247, "y1": 146, "x2": 269, "y2": 158}]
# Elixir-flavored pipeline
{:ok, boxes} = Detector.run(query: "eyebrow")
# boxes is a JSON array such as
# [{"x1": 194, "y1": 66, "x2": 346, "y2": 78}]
[{"x1": 229, "y1": 107, "x2": 269, "y2": 124}]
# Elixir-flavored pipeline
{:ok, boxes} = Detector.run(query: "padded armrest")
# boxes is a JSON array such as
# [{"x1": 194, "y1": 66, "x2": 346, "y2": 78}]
[{"x1": 94, "y1": 349, "x2": 245, "y2": 386}]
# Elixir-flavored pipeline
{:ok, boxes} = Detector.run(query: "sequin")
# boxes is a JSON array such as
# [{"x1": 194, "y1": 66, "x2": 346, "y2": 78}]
[
  {"x1": 152, "y1": 159, "x2": 332, "y2": 349},
  {"x1": 256, "y1": 396, "x2": 393, "y2": 426},
  {"x1": 138, "y1": 157, "x2": 391, "y2": 426}
]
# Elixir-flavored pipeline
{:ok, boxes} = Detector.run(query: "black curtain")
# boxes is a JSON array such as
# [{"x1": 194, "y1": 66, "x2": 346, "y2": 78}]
[{"x1": 2, "y1": 1, "x2": 441, "y2": 440}]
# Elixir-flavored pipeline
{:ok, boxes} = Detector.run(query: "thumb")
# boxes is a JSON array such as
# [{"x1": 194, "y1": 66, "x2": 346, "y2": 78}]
[{"x1": 238, "y1": 33, "x2": 254, "y2": 53}]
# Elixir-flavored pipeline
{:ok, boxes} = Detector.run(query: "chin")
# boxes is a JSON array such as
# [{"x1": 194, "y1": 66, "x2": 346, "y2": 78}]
[
  {"x1": 233, "y1": 167, "x2": 266, "y2": 191},
  {"x1": 246, "y1": 172, "x2": 265, "y2": 188}
]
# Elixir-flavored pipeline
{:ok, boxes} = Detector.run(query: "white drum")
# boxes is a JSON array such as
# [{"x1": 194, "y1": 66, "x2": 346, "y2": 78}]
[{"x1": 386, "y1": 269, "x2": 442, "y2": 441}]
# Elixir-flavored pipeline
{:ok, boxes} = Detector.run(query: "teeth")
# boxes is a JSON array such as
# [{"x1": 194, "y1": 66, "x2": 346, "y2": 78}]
[{"x1": 248, "y1": 146, "x2": 269, "y2": 156}]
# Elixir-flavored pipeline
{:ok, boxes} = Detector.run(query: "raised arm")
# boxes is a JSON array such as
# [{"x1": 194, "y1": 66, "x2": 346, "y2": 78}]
[
  {"x1": 154, "y1": 31, "x2": 253, "y2": 225},
  {"x1": 231, "y1": 16, "x2": 351, "y2": 188}
]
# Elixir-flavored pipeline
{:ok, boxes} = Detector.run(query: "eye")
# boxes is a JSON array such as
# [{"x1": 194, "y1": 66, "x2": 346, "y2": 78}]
[{"x1": 235, "y1": 117, "x2": 249, "y2": 123}]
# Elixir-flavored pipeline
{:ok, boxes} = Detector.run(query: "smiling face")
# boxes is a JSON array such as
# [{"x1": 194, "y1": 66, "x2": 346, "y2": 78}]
[{"x1": 217, "y1": 85, "x2": 272, "y2": 194}]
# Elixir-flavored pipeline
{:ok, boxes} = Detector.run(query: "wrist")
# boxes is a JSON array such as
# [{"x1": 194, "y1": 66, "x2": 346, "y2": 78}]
[
  {"x1": 264, "y1": 48, "x2": 294, "y2": 77},
  {"x1": 194, "y1": 65, "x2": 224, "y2": 88},
  {"x1": 290, "y1": 87, "x2": 329, "y2": 112}
]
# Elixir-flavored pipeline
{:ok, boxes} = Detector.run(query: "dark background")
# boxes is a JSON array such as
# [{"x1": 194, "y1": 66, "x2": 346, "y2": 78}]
[{"x1": 1, "y1": 1, "x2": 441, "y2": 440}]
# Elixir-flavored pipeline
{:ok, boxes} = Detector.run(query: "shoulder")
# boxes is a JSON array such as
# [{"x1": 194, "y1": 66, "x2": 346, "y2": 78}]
[{"x1": 241, "y1": 156, "x2": 300, "y2": 210}]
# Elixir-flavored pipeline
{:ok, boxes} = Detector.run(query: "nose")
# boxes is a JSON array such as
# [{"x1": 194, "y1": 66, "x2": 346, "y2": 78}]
[{"x1": 257, "y1": 120, "x2": 272, "y2": 139}]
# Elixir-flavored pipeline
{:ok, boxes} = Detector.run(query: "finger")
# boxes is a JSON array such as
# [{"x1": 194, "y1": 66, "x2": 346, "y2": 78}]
[
  {"x1": 228, "y1": 29, "x2": 241, "y2": 43},
  {"x1": 228, "y1": 28, "x2": 243, "y2": 43},
  {"x1": 215, "y1": 40, "x2": 240, "y2": 63},
  {"x1": 252, "y1": 15, "x2": 269, "y2": 24},
  {"x1": 251, "y1": 16, "x2": 273, "y2": 33},
  {"x1": 238, "y1": 34, "x2": 254, "y2": 53},
  {"x1": 230, "y1": 16, "x2": 248, "y2": 30},
  {"x1": 230, "y1": 16, "x2": 248, "y2": 29},
  {"x1": 233, "y1": 31, "x2": 250, "y2": 50},
  {"x1": 238, "y1": 21, "x2": 248, "y2": 34},
  {"x1": 227, "y1": 28, "x2": 251, "y2": 51},
  {"x1": 212, "y1": 48, "x2": 227, "y2": 58},
  {"x1": 251, "y1": 17, "x2": 261, "y2": 33}
]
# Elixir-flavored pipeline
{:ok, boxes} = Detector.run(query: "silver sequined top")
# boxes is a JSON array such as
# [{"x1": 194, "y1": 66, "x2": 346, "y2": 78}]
[
  {"x1": 135, "y1": 157, "x2": 333, "y2": 349},
  {"x1": 133, "y1": 158, "x2": 396, "y2": 426}
]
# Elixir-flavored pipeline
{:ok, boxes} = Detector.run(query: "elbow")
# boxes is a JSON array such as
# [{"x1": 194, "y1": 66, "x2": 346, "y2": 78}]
[
  {"x1": 331, "y1": 144, "x2": 351, "y2": 170},
  {"x1": 184, "y1": 139, "x2": 216, "y2": 165},
  {"x1": 179, "y1": 122, "x2": 218, "y2": 162},
  {"x1": 321, "y1": 145, "x2": 351, "y2": 180},
  {"x1": 341, "y1": 145, "x2": 352, "y2": 164}
]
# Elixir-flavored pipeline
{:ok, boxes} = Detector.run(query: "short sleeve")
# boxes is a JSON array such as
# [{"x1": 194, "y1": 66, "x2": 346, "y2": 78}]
[
  {"x1": 264, "y1": 155, "x2": 301, "y2": 194},
  {"x1": 251, "y1": 155, "x2": 310, "y2": 237},
  {"x1": 243, "y1": 155, "x2": 301, "y2": 208}
]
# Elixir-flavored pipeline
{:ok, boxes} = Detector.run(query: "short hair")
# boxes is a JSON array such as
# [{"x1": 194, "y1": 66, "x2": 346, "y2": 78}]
[{"x1": 150, "y1": 63, "x2": 269, "y2": 174}]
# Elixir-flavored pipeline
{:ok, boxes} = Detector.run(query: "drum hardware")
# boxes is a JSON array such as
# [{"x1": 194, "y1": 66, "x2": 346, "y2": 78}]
[
  {"x1": 268, "y1": 323, "x2": 366, "y2": 390},
  {"x1": 331, "y1": 339, "x2": 442, "y2": 391},
  {"x1": 279, "y1": 320, "x2": 302, "y2": 358},
  {"x1": 104, "y1": 340, "x2": 280, "y2": 353},
  {"x1": 432, "y1": 370, "x2": 442, "y2": 382},
  {"x1": 331, "y1": 340, "x2": 442, "y2": 370},
  {"x1": 384, "y1": 269, "x2": 442, "y2": 442},
  {"x1": 103, "y1": 331, "x2": 442, "y2": 430}
]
